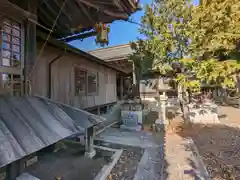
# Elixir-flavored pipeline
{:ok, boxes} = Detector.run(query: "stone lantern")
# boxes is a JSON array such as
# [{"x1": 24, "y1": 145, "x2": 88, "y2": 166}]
[{"x1": 155, "y1": 77, "x2": 172, "y2": 129}]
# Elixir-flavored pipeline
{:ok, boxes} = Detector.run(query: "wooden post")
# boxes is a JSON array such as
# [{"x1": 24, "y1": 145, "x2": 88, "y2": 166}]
[
  {"x1": 24, "y1": 0, "x2": 37, "y2": 95},
  {"x1": 84, "y1": 126, "x2": 96, "y2": 158},
  {"x1": 120, "y1": 75, "x2": 124, "y2": 100},
  {"x1": 132, "y1": 61, "x2": 136, "y2": 85},
  {"x1": 97, "y1": 107, "x2": 101, "y2": 115}
]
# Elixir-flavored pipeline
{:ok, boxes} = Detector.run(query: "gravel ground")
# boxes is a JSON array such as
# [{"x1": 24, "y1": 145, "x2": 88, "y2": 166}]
[
  {"x1": 24, "y1": 145, "x2": 114, "y2": 180},
  {"x1": 104, "y1": 144, "x2": 144, "y2": 180},
  {"x1": 171, "y1": 106, "x2": 240, "y2": 180}
]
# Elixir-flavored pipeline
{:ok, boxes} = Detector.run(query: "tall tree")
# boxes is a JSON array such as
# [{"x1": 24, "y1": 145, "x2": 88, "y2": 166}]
[
  {"x1": 131, "y1": 0, "x2": 193, "y2": 74},
  {"x1": 190, "y1": 0, "x2": 240, "y2": 59},
  {"x1": 131, "y1": 0, "x2": 240, "y2": 94},
  {"x1": 182, "y1": 0, "x2": 240, "y2": 92}
]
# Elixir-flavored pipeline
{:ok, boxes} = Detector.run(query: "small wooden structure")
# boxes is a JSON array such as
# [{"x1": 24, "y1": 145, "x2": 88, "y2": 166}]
[
  {"x1": 89, "y1": 44, "x2": 135, "y2": 99},
  {"x1": 0, "y1": 0, "x2": 139, "y2": 110}
]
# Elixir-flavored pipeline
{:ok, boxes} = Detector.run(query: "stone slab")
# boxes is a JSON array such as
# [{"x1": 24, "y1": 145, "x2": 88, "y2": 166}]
[
  {"x1": 16, "y1": 173, "x2": 40, "y2": 180},
  {"x1": 120, "y1": 124, "x2": 142, "y2": 131}
]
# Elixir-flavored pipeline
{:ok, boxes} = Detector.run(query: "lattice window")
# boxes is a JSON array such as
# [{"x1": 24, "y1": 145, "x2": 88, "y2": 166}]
[
  {"x1": 0, "y1": 17, "x2": 24, "y2": 96},
  {"x1": 87, "y1": 72, "x2": 98, "y2": 95},
  {"x1": 74, "y1": 67, "x2": 87, "y2": 95},
  {"x1": 1, "y1": 18, "x2": 22, "y2": 68},
  {"x1": 74, "y1": 66, "x2": 99, "y2": 96},
  {"x1": 0, "y1": 73, "x2": 21, "y2": 96}
]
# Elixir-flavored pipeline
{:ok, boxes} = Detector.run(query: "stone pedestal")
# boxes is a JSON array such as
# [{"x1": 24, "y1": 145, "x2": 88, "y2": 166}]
[
  {"x1": 84, "y1": 149, "x2": 96, "y2": 158},
  {"x1": 154, "y1": 92, "x2": 168, "y2": 131},
  {"x1": 120, "y1": 100, "x2": 143, "y2": 131},
  {"x1": 158, "y1": 93, "x2": 168, "y2": 123}
]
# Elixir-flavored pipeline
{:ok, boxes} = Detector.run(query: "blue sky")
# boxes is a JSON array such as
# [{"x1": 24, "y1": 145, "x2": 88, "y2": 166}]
[{"x1": 69, "y1": 0, "x2": 199, "y2": 51}]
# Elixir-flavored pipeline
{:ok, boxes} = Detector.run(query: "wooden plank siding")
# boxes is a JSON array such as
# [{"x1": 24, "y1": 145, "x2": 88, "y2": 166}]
[{"x1": 32, "y1": 45, "x2": 117, "y2": 109}]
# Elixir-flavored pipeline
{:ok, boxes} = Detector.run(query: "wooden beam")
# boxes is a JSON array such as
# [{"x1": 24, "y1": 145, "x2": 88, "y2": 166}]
[
  {"x1": 24, "y1": 0, "x2": 37, "y2": 94},
  {"x1": 75, "y1": 1, "x2": 96, "y2": 25},
  {"x1": 42, "y1": 0, "x2": 71, "y2": 31},
  {"x1": 0, "y1": 0, "x2": 37, "y2": 21},
  {"x1": 53, "y1": 0, "x2": 73, "y2": 22},
  {"x1": 38, "y1": 10, "x2": 56, "y2": 28},
  {"x1": 62, "y1": 31, "x2": 97, "y2": 42},
  {"x1": 0, "y1": 67, "x2": 22, "y2": 75},
  {"x1": 38, "y1": 10, "x2": 70, "y2": 35},
  {"x1": 77, "y1": 0, "x2": 128, "y2": 19}
]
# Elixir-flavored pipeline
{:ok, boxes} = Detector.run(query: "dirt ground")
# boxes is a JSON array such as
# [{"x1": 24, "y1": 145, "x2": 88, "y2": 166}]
[
  {"x1": 24, "y1": 142, "x2": 114, "y2": 180},
  {"x1": 167, "y1": 105, "x2": 240, "y2": 180},
  {"x1": 108, "y1": 146, "x2": 144, "y2": 180}
]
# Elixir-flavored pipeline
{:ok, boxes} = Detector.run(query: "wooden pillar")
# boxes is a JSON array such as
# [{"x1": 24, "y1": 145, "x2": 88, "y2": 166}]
[
  {"x1": 84, "y1": 126, "x2": 96, "y2": 158},
  {"x1": 97, "y1": 107, "x2": 101, "y2": 115},
  {"x1": 24, "y1": 0, "x2": 37, "y2": 94},
  {"x1": 120, "y1": 75, "x2": 124, "y2": 100},
  {"x1": 132, "y1": 61, "x2": 136, "y2": 85}
]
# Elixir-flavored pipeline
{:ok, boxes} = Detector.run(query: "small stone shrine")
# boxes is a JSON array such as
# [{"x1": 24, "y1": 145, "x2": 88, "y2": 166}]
[{"x1": 120, "y1": 98, "x2": 144, "y2": 131}]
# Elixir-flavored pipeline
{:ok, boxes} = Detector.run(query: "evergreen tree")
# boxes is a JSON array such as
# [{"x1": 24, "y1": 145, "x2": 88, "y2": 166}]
[{"x1": 131, "y1": 0, "x2": 240, "y2": 93}]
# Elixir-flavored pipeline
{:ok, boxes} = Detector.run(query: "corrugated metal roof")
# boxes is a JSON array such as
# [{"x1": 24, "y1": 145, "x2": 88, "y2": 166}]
[
  {"x1": 16, "y1": 173, "x2": 40, "y2": 180},
  {"x1": 0, "y1": 95, "x2": 102, "y2": 168},
  {"x1": 89, "y1": 44, "x2": 133, "y2": 61},
  {"x1": 42, "y1": 96, "x2": 105, "y2": 127}
]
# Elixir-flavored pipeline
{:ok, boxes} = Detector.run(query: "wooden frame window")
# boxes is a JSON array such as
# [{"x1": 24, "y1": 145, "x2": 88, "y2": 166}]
[
  {"x1": 0, "y1": 72, "x2": 21, "y2": 96},
  {"x1": 74, "y1": 66, "x2": 99, "y2": 96},
  {"x1": 0, "y1": 16, "x2": 24, "y2": 96},
  {"x1": 74, "y1": 67, "x2": 87, "y2": 95},
  {"x1": 87, "y1": 72, "x2": 98, "y2": 95},
  {"x1": 1, "y1": 17, "x2": 23, "y2": 68}
]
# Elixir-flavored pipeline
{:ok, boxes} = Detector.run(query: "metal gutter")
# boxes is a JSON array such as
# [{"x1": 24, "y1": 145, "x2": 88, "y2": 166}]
[{"x1": 48, "y1": 49, "x2": 66, "y2": 98}]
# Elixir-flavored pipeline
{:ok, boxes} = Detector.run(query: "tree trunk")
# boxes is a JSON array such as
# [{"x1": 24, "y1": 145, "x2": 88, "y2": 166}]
[{"x1": 236, "y1": 73, "x2": 240, "y2": 108}]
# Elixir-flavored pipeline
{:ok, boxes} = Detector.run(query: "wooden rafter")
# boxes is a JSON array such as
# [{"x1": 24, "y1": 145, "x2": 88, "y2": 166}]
[
  {"x1": 62, "y1": 31, "x2": 97, "y2": 42},
  {"x1": 77, "y1": 0, "x2": 128, "y2": 19},
  {"x1": 42, "y1": 0, "x2": 71, "y2": 30},
  {"x1": 35, "y1": 0, "x2": 139, "y2": 37},
  {"x1": 107, "y1": 59, "x2": 133, "y2": 74},
  {"x1": 53, "y1": 0, "x2": 73, "y2": 22},
  {"x1": 115, "y1": 0, "x2": 131, "y2": 15},
  {"x1": 75, "y1": 1, "x2": 95, "y2": 25},
  {"x1": 0, "y1": 0, "x2": 37, "y2": 21}
]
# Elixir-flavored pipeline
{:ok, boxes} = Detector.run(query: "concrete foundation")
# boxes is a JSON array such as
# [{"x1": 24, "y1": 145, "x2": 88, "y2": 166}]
[{"x1": 84, "y1": 149, "x2": 96, "y2": 159}]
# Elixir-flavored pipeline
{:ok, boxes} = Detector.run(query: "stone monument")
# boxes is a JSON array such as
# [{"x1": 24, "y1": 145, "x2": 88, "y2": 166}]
[{"x1": 120, "y1": 99, "x2": 143, "y2": 131}]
